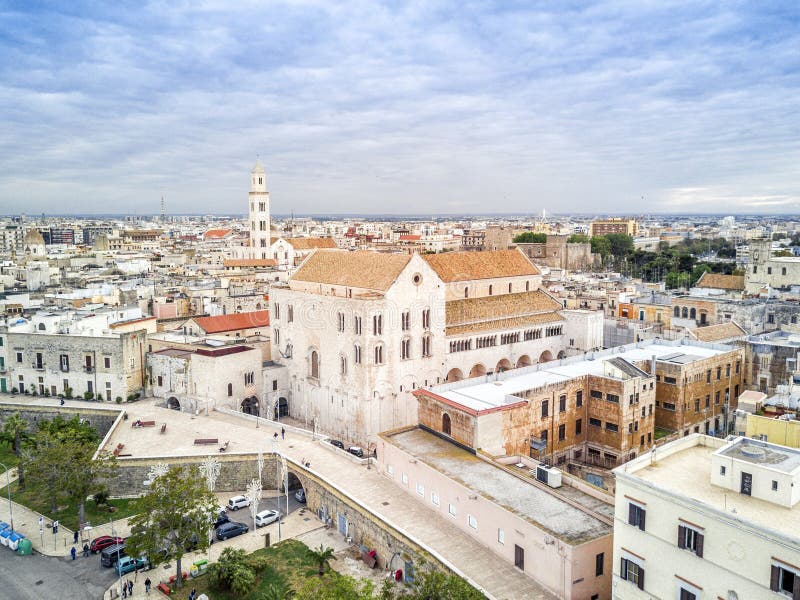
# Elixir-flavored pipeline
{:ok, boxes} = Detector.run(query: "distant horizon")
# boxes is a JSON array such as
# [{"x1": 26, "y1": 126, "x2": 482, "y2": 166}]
[{"x1": 1, "y1": 3, "x2": 798, "y2": 215}]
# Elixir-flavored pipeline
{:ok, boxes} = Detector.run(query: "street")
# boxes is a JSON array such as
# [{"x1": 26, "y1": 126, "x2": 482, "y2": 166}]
[{"x1": 0, "y1": 549, "x2": 118, "y2": 600}]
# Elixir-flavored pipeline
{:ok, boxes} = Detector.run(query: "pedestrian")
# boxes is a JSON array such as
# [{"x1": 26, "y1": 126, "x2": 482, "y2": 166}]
[
  {"x1": 83, "y1": 543, "x2": 89, "y2": 557},
  {"x1": 53, "y1": 520, "x2": 59, "y2": 534},
  {"x1": 128, "y1": 580, "x2": 133, "y2": 596},
  {"x1": 190, "y1": 588, "x2": 197, "y2": 600},
  {"x1": 281, "y1": 427, "x2": 285, "y2": 439},
  {"x1": 122, "y1": 584, "x2": 127, "y2": 599},
  {"x1": 60, "y1": 397, "x2": 65, "y2": 406},
  {"x1": 70, "y1": 546, "x2": 76, "y2": 560},
  {"x1": 144, "y1": 577, "x2": 151, "y2": 594},
  {"x1": 273, "y1": 432, "x2": 278, "y2": 440},
  {"x1": 73, "y1": 529, "x2": 79, "y2": 544}
]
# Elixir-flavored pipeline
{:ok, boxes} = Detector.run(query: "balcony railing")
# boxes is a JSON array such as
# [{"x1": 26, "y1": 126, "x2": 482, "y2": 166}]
[{"x1": 84, "y1": 365, "x2": 94, "y2": 373}]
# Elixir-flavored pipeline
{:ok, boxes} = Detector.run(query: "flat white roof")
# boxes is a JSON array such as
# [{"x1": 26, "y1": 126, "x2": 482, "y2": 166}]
[{"x1": 429, "y1": 341, "x2": 733, "y2": 413}]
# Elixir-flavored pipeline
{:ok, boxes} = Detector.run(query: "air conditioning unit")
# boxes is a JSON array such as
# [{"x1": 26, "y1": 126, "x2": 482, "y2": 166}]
[{"x1": 536, "y1": 465, "x2": 562, "y2": 488}]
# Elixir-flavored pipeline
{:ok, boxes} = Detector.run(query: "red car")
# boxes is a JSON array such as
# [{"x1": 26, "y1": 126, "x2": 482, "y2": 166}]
[{"x1": 90, "y1": 535, "x2": 125, "y2": 554}]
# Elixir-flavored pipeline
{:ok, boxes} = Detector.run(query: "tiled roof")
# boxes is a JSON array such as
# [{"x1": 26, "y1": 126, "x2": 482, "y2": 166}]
[
  {"x1": 191, "y1": 310, "x2": 270, "y2": 334},
  {"x1": 688, "y1": 321, "x2": 747, "y2": 342},
  {"x1": 695, "y1": 272, "x2": 745, "y2": 291},
  {"x1": 223, "y1": 259, "x2": 277, "y2": 268},
  {"x1": 203, "y1": 228, "x2": 233, "y2": 239},
  {"x1": 446, "y1": 311, "x2": 563, "y2": 336},
  {"x1": 422, "y1": 249, "x2": 540, "y2": 282},
  {"x1": 445, "y1": 291, "x2": 563, "y2": 335},
  {"x1": 291, "y1": 250, "x2": 412, "y2": 291},
  {"x1": 399, "y1": 234, "x2": 421, "y2": 241},
  {"x1": 286, "y1": 237, "x2": 337, "y2": 250}
]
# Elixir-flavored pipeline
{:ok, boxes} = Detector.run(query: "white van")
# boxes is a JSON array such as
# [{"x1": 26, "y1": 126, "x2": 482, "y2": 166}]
[{"x1": 227, "y1": 495, "x2": 251, "y2": 510}]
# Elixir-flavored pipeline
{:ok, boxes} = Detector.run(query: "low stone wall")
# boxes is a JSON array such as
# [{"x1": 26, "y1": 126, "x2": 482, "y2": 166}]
[{"x1": 0, "y1": 402, "x2": 121, "y2": 439}]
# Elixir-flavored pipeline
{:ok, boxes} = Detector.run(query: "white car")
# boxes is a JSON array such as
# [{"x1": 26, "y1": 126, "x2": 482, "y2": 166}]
[
  {"x1": 254, "y1": 509, "x2": 280, "y2": 527},
  {"x1": 227, "y1": 495, "x2": 251, "y2": 511}
]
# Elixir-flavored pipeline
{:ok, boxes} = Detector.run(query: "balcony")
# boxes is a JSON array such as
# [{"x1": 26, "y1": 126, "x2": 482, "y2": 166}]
[
  {"x1": 84, "y1": 365, "x2": 94, "y2": 373},
  {"x1": 32, "y1": 363, "x2": 45, "y2": 371}
]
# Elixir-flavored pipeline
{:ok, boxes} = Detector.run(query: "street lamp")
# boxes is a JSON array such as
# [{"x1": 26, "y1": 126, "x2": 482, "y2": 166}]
[{"x1": 0, "y1": 462, "x2": 13, "y2": 532}]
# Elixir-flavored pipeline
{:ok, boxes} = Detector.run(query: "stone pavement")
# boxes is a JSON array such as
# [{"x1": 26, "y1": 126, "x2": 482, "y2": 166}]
[{"x1": 109, "y1": 402, "x2": 555, "y2": 600}]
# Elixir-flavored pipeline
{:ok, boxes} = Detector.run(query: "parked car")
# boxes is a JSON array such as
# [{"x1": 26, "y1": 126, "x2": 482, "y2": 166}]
[
  {"x1": 90, "y1": 535, "x2": 125, "y2": 554},
  {"x1": 347, "y1": 446, "x2": 364, "y2": 458},
  {"x1": 116, "y1": 555, "x2": 149, "y2": 575},
  {"x1": 328, "y1": 439, "x2": 344, "y2": 450},
  {"x1": 100, "y1": 543, "x2": 127, "y2": 567},
  {"x1": 294, "y1": 489, "x2": 306, "y2": 503},
  {"x1": 215, "y1": 521, "x2": 249, "y2": 541},
  {"x1": 254, "y1": 510, "x2": 280, "y2": 528},
  {"x1": 227, "y1": 495, "x2": 251, "y2": 511},
  {"x1": 213, "y1": 510, "x2": 230, "y2": 530}
]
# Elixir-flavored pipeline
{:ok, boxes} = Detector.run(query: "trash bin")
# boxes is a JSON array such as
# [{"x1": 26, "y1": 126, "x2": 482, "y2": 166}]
[
  {"x1": 16, "y1": 539, "x2": 32, "y2": 555},
  {"x1": 8, "y1": 532, "x2": 24, "y2": 551},
  {"x1": 190, "y1": 559, "x2": 208, "y2": 578}
]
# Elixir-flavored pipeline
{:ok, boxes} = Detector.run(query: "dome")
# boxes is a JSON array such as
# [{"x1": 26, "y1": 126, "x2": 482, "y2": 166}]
[{"x1": 24, "y1": 228, "x2": 45, "y2": 245}]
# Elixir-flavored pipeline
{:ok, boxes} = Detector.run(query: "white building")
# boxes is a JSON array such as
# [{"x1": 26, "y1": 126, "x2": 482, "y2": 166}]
[
  {"x1": 247, "y1": 160, "x2": 271, "y2": 259},
  {"x1": 612, "y1": 434, "x2": 800, "y2": 600},
  {"x1": 269, "y1": 247, "x2": 601, "y2": 445}
]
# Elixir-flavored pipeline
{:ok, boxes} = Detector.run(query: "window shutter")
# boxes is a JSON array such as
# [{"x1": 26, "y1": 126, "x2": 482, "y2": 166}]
[
  {"x1": 638, "y1": 567, "x2": 645, "y2": 591},
  {"x1": 677, "y1": 525, "x2": 686, "y2": 549},
  {"x1": 793, "y1": 572, "x2": 800, "y2": 600},
  {"x1": 770, "y1": 565, "x2": 781, "y2": 592},
  {"x1": 628, "y1": 503, "x2": 636, "y2": 525},
  {"x1": 695, "y1": 533, "x2": 704, "y2": 558},
  {"x1": 639, "y1": 509, "x2": 646, "y2": 531},
  {"x1": 620, "y1": 558, "x2": 627, "y2": 580}
]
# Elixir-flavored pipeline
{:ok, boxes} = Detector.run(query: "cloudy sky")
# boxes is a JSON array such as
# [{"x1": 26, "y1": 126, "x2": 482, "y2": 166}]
[{"x1": 1, "y1": 1, "x2": 798, "y2": 215}]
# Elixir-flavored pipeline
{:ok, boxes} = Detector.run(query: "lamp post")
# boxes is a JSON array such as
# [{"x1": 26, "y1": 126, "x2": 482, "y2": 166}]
[{"x1": 0, "y1": 462, "x2": 13, "y2": 532}]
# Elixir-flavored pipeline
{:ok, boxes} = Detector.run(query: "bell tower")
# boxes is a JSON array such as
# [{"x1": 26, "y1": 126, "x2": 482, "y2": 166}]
[{"x1": 249, "y1": 159, "x2": 270, "y2": 258}]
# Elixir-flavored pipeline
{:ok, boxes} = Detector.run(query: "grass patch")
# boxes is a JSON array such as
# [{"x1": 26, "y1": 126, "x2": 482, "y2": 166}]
[
  {"x1": 654, "y1": 427, "x2": 673, "y2": 440},
  {"x1": 0, "y1": 480, "x2": 139, "y2": 530},
  {"x1": 187, "y1": 539, "x2": 338, "y2": 599},
  {"x1": 0, "y1": 442, "x2": 19, "y2": 469}
]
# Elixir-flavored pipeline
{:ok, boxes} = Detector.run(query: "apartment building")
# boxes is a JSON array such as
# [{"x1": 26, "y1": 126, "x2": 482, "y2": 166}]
[
  {"x1": 612, "y1": 434, "x2": 800, "y2": 600},
  {"x1": 590, "y1": 219, "x2": 638, "y2": 237},
  {"x1": 0, "y1": 307, "x2": 148, "y2": 399},
  {"x1": 747, "y1": 238, "x2": 800, "y2": 293},
  {"x1": 269, "y1": 248, "x2": 600, "y2": 445}
]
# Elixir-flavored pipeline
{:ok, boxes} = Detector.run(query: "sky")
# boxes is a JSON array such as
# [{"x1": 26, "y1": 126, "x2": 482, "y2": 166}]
[{"x1": 0, "y1": 1, "x2": 798, "y2": 216}]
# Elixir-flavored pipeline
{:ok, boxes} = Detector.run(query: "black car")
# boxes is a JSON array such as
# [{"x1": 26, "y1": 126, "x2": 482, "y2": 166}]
[
  {"x1": 215, "y1": 521, "x2": 248, "y2": 541},
  {"x1": 212, "y1": 510, "x2": 230, "y2": 530},
  {"x1": 329, "y1": 439, "x2": 344, "y2": 450}
]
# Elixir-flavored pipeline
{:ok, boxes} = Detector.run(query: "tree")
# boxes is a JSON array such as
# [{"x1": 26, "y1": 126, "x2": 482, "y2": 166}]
[
  {"x1": 306, "y1": 544, "x2": 335, "y2": 576},
  {"x1": 590, "y1": 236, "x2": 611, "y2": 259},
  {"x1": 259, "y1": 582, "x2": 294, "y2": 600},
  {"x1": 393, "y1": 567, "x2": 485, "y2": 600},
  {"x1": 0, "y1": 413, "x2": 30, "y2": 486},
  {"x1": 605, "y1": 233, "x2": 634, "y2": 257},
  {"x1": 126, "y1": 465, "x2": 218, "y2": 590},
  {"x1": 566, "y1": 233, "x2": 589, "y2": 244},
  {"x1": 208, "y1": 547, "x2": 258, "y2": 596},
  {"x1": 512, "y1": 232, "x2": 547, "y2": 244}
]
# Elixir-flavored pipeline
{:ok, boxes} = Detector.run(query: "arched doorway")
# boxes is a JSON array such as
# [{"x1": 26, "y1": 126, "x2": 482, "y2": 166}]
[
  {"x1": 274, "y1": 397, "x2": 289, "y2": 419},
  {"x1": 557, "y1": 350, "x2": 566, "y2": 360},
  {"x1": 445, "y1": 368, "x2": 464, "y2": 382},
  {"x1": 167, "y1": 397, "x2": 180, "y2": 410},
  {"x1": 495, "y1": 358, "x2": 512, "y2": 373},
  {"x1": 241, "y1": 396, "x2": 259, "y2": 416},
  {"x1": 516, "y1": 355, "x2": 532, "y2": 368},
  {"x1": 539, "y1": 350, "x2": 553, "y2": 363},
  {"x1": 469, "y1": 363, "x2": 486, "y2": 378},
  {"x1": 442, "y1": 413, "x2": 451, "y2": 436},
  {"x1": 310, "y1": 350, "x2": 319, "y2": 379}
]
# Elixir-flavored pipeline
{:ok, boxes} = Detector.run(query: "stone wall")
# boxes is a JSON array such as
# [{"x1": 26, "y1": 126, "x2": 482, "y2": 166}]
[{"x1": 0, "y1": 402, "x2": 120, "y2": 439}]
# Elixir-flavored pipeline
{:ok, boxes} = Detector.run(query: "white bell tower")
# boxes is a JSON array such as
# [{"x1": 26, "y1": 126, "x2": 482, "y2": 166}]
[{"x1": 248, "y1": 159, "x2": 271, "y2": 259}]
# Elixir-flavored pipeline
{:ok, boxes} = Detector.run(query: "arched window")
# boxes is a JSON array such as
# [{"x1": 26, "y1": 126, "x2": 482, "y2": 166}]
[
  {"x1": 489, "y1": 284, "x2": 493, "y2": 296},
  {"x1": 689, "y1": 307, "x2": 696, "y2": 319},
  {"x1": 374, "y1": 344, "x2": 384, "y2": 364},
  {"x1": 674, "y1": 306, "x2": 680, "y2": 317},
  {"x1": 37, "y1": 323, "x2": 46, "y2": 331},
  {"x1": 526, "y1": 281, "x2": 530, "y2": 291},
  {"x1": 340, "y1": 355, "x2": 347, "y2": 376},
  {"x1": 508, "y1": 283, "x2": 512, "y2": 293},
  {"x1": 227, "y1": 383, "x2": 233, "y2": 397},
  {"x1": 681, "y1": 307, "x2": 688, "y2": 319},
  {"x1": 442, "y1": 413, "x2": 452, "y2": 436},
  {"x1": 310, "y1": 350, "x2": 319, "y2": 379},
  {"x1": 464, "y1": 287, "x2": 469, "y2": 298},
  {"x1": 354, "y1": 344, "x2": 362, "y2": 364}
]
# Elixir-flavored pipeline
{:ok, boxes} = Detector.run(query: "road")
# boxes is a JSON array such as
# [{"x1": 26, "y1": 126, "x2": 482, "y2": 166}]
[{"x1": 0, "y1": 549, "x2": 118, "y2": 600}]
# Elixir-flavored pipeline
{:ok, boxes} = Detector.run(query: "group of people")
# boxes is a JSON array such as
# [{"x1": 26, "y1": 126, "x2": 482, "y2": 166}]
[
  {"x1": 272, "y1": 427, "x2": 286, "y2": 441},
  {"x1": 120, "y1": 579, "x2": 133, "y2": 598}
]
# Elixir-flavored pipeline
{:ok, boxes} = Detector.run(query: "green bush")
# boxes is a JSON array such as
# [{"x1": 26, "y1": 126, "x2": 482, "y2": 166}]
[
  {"x1": 209, "y1": 547, "x2": 258, "y2": 596},
  {"x1": 116, "y1": 396, "x2": 123, "y2": 404},
  {"x1": 83, "y1": 391, "x2": 94, "y2": 400}
]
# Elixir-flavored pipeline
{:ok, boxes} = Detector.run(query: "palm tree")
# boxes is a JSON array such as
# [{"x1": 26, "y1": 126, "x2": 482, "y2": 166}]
[
  {"x1": 306, "y1": 544, "x2": 335, "y2": 576},
  {"x1": 0, "y1": 413, "x2": 30, "y2": 487},
  {"x1": 259, "y1": 583, "x2": 294, "y2": 599}
]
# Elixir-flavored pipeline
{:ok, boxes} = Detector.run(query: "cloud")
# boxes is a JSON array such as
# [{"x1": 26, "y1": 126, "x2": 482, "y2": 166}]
[{"x1": 0, "y1": 1, "x2": 798, "y2": 215}]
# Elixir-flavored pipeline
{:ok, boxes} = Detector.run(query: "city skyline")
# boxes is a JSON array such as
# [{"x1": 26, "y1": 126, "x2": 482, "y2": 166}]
[{"x1": 1, "y1": 2, "x2": 798, "y2": 215}]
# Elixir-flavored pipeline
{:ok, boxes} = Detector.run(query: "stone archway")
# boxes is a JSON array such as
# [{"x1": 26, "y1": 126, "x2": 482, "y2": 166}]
[
  {"x1": 539, "y1": 350, "x2": 553, "y2": 363},
  {"x1": 495, "y1": 358, "x2": 512, "y2": 373},
  {"x1": 442, "y1": 413, "x2": 452, "y2": 436},
  {"x1": 469, "y1": 363, "x2": 487, "y2": 378},
  {"x1": 274, "y1": 397, "x2": 289, "y2": 419},
  {"x1": 557, "y1": 350, "x2": 566, "y2": 360},
  {"x1": 445, "y1": 368, "x2": 464, "y2": 382},
  {"x1": 241, "y1": 396, "x2": 260, "y2": 416},
  {"x1": 516, "y1": 355, "x2": 532, "y2": 368},
  {"x1": 167, "y1": 397, "x2": 180, "y2": 410}
]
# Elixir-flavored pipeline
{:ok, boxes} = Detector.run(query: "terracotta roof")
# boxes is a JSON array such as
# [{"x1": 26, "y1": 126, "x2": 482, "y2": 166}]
[
  {"x1": 446, "y1": 291, "x2": 562, "y2": 325},
  {"x1": 695, "y1": 272, "x2": 745, "y2": 291},
  {"x1": 446, "y1": 311, "x2": 563, "y2": 336},
  {"x1": 203, "y1": 228, "x2": 233, "y2": 239},
  {"x1": 422, "y1": 249, "x2": 540, "y2": 282},
  {"x1": 285, "y1": 237, "x2": 337, "y2": 250},
  {"x1": 291, "y1": 250, "x2": 412, "y2": 291},
  {"x1": 688, "y1": 321, "x2": 747, "y2": 342},
  {"x1": 195, "y1": 345, "x2": 254, "y2": 357},
  {"x1": 399, "y1": 234, "x2": 421, "y2": 241},
  {"x1": 191, "y1": 310, "x2": 270, "y2": 334},
  {"x1": 223, "y1": 259, "x2": 277, "y2": 268}
]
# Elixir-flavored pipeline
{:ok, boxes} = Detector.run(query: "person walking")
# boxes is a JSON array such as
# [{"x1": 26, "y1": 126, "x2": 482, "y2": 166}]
[
  {"x1": 53, "y1": 520, "x2": 59, "y2": 534},
  {"x1": 82, "y1": 543, "x2": 89, "y2": 557},
  {"x1": 273, "y1": 432, "x2": 278, "y2": 441},
  {"x1": 70, "y1": 546, "x2": 76, "y2": 560},
  {"x1": 121, "y1": 584, "x2": 127, "y2": 599},
  {"x1": 128, "y1": 580, "x2": 133, "y2": 596},
  {"x1": 281, "y1": 427, "x2": 285, "y2": 439},
  {"x1": 144, "y1": 577, "x2": 151, "y2": 594},
  {"x1": 73, "y1": 530, "x2": 79, "y2": 544}
]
